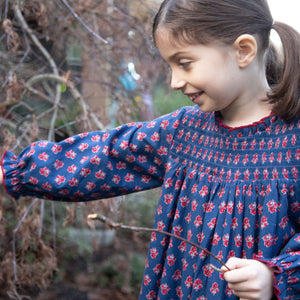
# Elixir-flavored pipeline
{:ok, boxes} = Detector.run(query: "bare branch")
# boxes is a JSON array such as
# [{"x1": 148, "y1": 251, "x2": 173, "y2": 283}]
[
  {"x1": 13, "y1": 198, "x2": 40, "y2": 282},
  {"x1": 13, "y1": 4, "x2": 59, "y2": 77},
  {"x1": 13, "y1": 1, "x2": 62, "y2": 142},
  {"x1": 60, "y1": 0, "x2": 109, "y2": 44},
  {"x1": 1, "y1": 33, "x2": 30, "y2": 89},
  {"x1": 88, "y1": 214, "x2": 231, "y2": 272},
  {"x1": 25, "y1": 73, "x2": 107, "y2": 130}
]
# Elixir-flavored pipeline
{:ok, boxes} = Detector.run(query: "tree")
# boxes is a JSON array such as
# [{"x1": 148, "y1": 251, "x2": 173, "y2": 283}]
[{"x1": 0, "y1": 0, "x2": 165, "y2": 298}]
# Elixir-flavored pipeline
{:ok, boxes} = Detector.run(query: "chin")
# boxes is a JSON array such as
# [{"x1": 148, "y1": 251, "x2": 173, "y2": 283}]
[{"x1": 196, "y1": 104, "x2": 216, "y2": 113}]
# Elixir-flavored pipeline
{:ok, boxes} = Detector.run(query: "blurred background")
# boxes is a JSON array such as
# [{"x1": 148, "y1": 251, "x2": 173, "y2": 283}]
[{"x1": 0, "y1": 1, "x2": 190, "y2": 299}]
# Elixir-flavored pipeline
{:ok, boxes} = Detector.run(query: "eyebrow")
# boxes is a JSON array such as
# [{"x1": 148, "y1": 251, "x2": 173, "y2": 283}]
[{"x1": 167, "y1": 51, "x2": 191, "y2": 62}]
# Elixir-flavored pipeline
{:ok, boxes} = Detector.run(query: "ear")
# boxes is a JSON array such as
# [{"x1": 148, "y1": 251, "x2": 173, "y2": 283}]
[{"x1": 234, "y1": 34, "x2": 257, "y2": 68}]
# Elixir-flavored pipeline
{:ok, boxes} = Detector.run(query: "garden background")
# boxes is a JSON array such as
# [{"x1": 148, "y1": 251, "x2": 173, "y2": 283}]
[{"x1": 0, "y1": 1, "x2": 190, "y2": 299}]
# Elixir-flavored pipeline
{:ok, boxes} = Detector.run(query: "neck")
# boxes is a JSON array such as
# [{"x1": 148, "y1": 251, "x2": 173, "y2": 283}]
[
  {"x1": 220, "y1": 64, "x2": 272, "y2": 127},
  {"x1": 220, "y1": 86, "x2": 272, "y2": 128},
  {"x1": 220, "y1": 103, "x2": 273, "y2": 128}
]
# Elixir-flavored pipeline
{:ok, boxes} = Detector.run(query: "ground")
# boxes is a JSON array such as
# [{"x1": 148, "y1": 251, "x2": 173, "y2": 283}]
[{"x1": 33, "y1": 232, "x2": 150, "y2": 300}]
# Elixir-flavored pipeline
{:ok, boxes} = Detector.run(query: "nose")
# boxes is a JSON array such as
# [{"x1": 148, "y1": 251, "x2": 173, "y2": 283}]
[{"x1": 170, "y1": 70, "x2": 186, "y2": 90}]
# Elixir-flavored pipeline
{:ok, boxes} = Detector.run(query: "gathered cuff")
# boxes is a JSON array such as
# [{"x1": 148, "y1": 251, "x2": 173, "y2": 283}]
[
  {"x1": 254, "y1": 251, "x2": 300, "y2": 300},
  {"x1": 254, "y1": 254, "x2": 283, "y2": 299},
  {"x1": 1, "y1": 150, "x2": 18, "y2": 200}
]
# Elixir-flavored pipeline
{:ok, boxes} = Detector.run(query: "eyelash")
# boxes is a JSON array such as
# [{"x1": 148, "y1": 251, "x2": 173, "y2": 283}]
[{"x1": 178, "y1": 62, "x2": 191, "y2": 69}]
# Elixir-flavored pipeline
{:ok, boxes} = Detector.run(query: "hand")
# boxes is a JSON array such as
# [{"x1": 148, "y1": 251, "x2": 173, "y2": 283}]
[{"x1": 221, "y1": 257, "x2": 274, "y2": 300}]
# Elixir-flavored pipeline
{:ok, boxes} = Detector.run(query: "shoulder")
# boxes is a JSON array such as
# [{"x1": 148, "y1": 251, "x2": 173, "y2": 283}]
[
  {"x1": 274, "y1": 115, "x2": 300, "y2": 139},
  {"x1": 164, "y1": 105, "x2": 212, "y2": 124},
  {"x1": 149, "y1": 105, "x2": 204, "y2": 128},
  {"x1": 161, "y1": 105, "x2": 201, "y2": 119}
]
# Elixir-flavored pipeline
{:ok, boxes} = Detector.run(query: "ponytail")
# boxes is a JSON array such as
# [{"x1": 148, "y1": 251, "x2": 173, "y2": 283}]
[{"x1": 267, "y1": 21, "x2": 300, "y2": 121}]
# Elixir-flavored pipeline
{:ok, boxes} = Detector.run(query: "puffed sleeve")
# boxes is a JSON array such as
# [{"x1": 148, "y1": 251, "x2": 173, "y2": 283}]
[
  {"x1": 255, "y1": 182, "x2": 300, "y2": 299},
  {"x1": 1, "y1": 108, "x2": 187, "y2": 202}
]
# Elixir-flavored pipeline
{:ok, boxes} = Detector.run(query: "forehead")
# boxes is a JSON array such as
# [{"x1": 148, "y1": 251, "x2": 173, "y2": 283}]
[
  {"x1": 155, "y1": 26, "x2": 231, "y2": 62},
  {"x1": 155, "y1": 26, "x2": 188, "y2": 49},
  {"x1": 155, "y1": 27, "x2": 190, "y2": 58}
]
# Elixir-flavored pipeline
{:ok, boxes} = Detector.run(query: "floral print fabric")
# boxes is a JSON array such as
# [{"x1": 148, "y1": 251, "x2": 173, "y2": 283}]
[{"x1": 2, "y1": 106, "x2": 300, "y2": 299}]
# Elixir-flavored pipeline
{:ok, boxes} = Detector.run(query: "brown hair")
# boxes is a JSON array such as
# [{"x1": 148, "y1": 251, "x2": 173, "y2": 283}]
[{"x1": 153, "y1": 0, "x2": 300, "y2": 121}]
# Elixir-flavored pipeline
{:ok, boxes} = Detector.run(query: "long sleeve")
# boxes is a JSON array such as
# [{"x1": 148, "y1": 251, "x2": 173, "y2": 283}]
[
  {"x1": 255, "y1": 182, "x2": 300, "y2": 299},
  {"x1": 1, "y1": 108, "x2": 186, "y2": 202}
]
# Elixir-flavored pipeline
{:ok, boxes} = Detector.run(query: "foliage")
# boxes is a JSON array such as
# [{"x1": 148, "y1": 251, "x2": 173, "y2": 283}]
[
  {"x1": 153, "y1": 84, "x2": 192, "y2": 116},
  {"x1": 0, "y1": 0, "x2": 169, "y2": 298}
]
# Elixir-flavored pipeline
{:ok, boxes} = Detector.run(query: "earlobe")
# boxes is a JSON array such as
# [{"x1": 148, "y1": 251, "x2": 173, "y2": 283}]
[{"x1": 234, "y1": 34, "x2": 257, "y2": 68}]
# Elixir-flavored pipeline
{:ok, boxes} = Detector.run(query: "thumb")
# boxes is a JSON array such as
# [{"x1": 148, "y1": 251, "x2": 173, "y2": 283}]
[
  {"x1": 221, "y1": 257, "x2": 249, "y2": 272},
  {"x1": 226, "y1": 257, "x2": 250, "y2": 269}
]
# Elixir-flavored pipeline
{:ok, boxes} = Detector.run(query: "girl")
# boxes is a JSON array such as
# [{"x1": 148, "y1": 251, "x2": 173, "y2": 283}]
[{"x1": 1, "y1": 0, "x2": 300, "y2": 299}]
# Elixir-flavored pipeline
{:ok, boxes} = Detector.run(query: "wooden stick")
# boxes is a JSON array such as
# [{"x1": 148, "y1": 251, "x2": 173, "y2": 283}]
[{"x1": 88, "y1": 214, "x2": 230, "y2": 272}]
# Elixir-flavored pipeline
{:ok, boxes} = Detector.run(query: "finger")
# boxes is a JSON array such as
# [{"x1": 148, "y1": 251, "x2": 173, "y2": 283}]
[
  {"x1": 223, "y1": 266, "x2": 252, "y2": 283},
  {"x1": 225, "y1": 257, "x2": 252, "y2": 269},
  {"x1": 223, "y1": 258, "x2": 255, "y2": 283},
  {"x1": 231, "y1": 290, "x2": 260, "y2": 300},
  {"x1": 227, "y1": 280, "x2": 258, "y2": 293},
  {"x1": 221, "y1": 257, "x2": 243, "y2": 272}
]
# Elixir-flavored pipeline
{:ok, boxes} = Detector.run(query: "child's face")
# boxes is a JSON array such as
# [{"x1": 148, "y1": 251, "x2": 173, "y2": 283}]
[{"x1": 155, "y1": 27, "x2": 247, "y2": 113}]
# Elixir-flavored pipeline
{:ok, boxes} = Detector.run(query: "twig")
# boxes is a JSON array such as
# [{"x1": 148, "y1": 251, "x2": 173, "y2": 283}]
[
  {"x1": 14, "y1": 1, "x2": 62, "y2": 240},
  {"x1": 4, "y1": 0, "x2": 9, "y2": 20},
  {"x1": 0, "y1": 102, "x2": 34, "y2": 128},
  {"x1": 38, "y1": 201, "x2": 44, "y2": 238},
  {"x1": 51, "y1": 202, "x2": 57, "y2": 256},
  {"x1": 13, "y1": 4, "x2": 58, "y2": 77},
  {"x1": 25, "y1": 74, "x2": 88, "y2": 123},
  {"x1": 14, "y1": 1, "x2": 62, "y2": 140},
  {"x1": 13, "y1": 198, "x2": 40, "y2": 282},
  {"x1": 210, "y1": 263, "x2": 226, "y2": 273},
  {"x1": 1, "y1": 32, "x2": 30, "y2": 88},
  {"x1": 60, "y1": 0, "x2": 108, "y2": 44},
  {"x1": 26, "y1": 73, "x2": 107, "y2": 130},
  {"x1": 11, "y1": 117, "x2": 35, "y2": 152},
  {"x1": 25, "y1": 85, "x2": 64, "y2": 107},
  {"x1": 88, "y1": 214, "x2": 230, "y2": 272}
]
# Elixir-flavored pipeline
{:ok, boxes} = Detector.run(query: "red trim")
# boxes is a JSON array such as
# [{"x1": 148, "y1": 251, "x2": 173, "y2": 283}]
[
  {"x1": 1, "y1": 150, "x2": 18, "y2": 201},
  {"x1": 215, "y1": 112, "x2": 276, "y2": 132},
  {"x1": 253, "y1": 254, "x2": 283, "y2": 300}
]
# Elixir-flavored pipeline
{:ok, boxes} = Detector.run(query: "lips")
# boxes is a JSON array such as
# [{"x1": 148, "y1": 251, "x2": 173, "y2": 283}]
[{"x1": 186, "y1": 91, "x2": 204, "y2": 103}]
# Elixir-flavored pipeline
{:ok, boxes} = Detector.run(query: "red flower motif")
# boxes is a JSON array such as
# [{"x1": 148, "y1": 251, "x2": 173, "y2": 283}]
[
  {"x1": 80, "y1": 168, "x2": 91, "y2": 177},
  {"x1": 65, "y1": 150, "x2": 76, "y2": 159},
  {"x1": 124, "y1": 173, "x2": 134, "y2": 182},
  {"x1": 51, "y1": 144, "x2": 62, "y2": 154},
  {"x1": 67, "y1": 165, "x2": 77, "y2": 173},
  {"x1": 55, "y1": 175, "x2": 66, "y2": 185},
  {"x1": 210, "y1": 282, "x2": 219, "y2": 295},
  {"x1": 69, "y1": 178, "x2": 78, "y2": 186},
  {"x1": 40, "y1": 167, "x2": 50, "y2": 177},
  {"x1": 167, "y1": 254, "x2": 176, "y2": 266},
  {"x1": 38, "y1": 152, "x2": 49, "y2": 161},
  {"x1": 79, "y1": 143, "x2": 88, "y2": 151},
  {"x1": 185, "y1": 276, "x2": 193, "y2": 288},
  {"x1": 150, "y1": 248, "x2": 158, "y2": 259},
  {"x1": 90, "y1": 156, "x2": 101, "y2": 165},
  {"x1": 85, "y1": 182, "x2": 95, "y2": 191}
]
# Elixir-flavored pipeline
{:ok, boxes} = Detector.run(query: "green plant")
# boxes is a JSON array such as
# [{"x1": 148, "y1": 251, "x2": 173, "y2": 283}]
[{"x1": 153, "y1": 84, "x2": 192, "y2": 116}]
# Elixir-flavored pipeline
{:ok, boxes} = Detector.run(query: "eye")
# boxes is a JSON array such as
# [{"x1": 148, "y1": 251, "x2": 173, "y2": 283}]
[{"x1": 178, "y1": 61, "x2": 191, "y2": 69}]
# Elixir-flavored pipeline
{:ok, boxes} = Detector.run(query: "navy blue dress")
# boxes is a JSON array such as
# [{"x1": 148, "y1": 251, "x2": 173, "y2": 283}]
[{"x1": 2, "y1": 106, "x2": 300, "y2": 299}]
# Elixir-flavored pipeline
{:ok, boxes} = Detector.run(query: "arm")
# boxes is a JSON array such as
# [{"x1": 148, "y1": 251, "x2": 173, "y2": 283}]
[
  {"x1": 223, "y1": 182, "x2": 300, "y2": 300},
  {"x1": 1, "y1": 108, "x2": 186, "y2": 202}
]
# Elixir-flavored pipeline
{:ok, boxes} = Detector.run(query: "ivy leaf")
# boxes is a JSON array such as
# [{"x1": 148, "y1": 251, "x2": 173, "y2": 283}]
[{"x1": 60, "y1": 84, "x2": 67, "y2": 93}]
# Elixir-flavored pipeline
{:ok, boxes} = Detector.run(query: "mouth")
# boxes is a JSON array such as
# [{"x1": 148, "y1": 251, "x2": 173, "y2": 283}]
[{"x1": 185, "y1": 91, "x2": 204, "y2": 103}]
